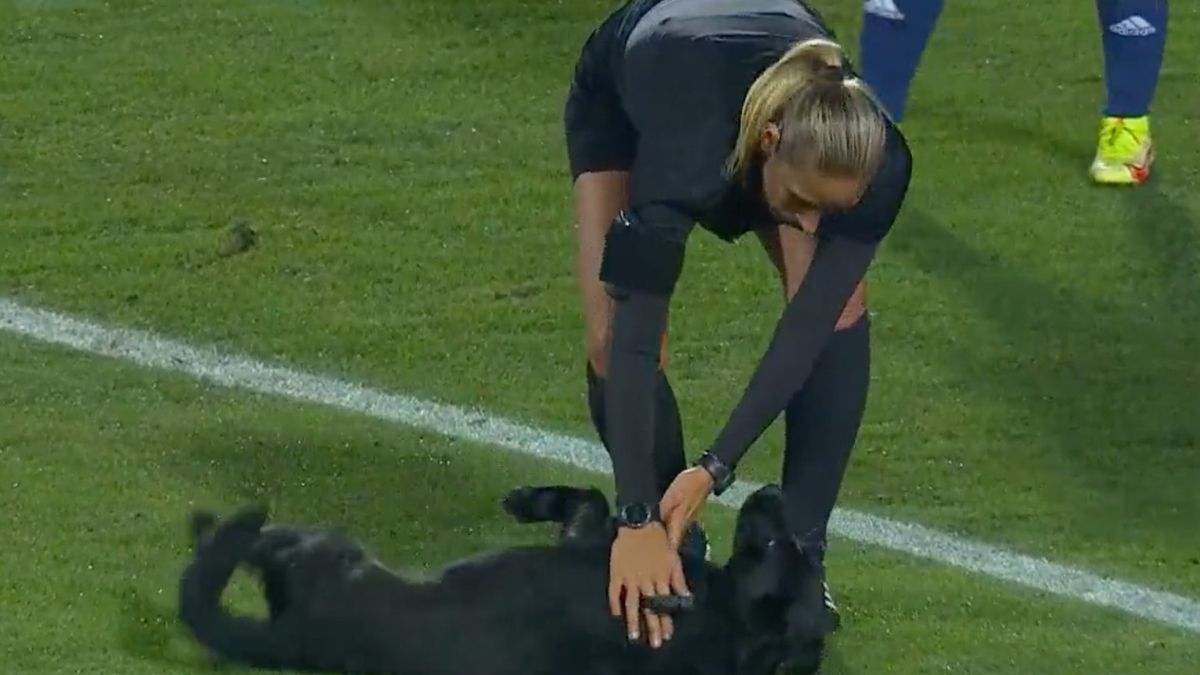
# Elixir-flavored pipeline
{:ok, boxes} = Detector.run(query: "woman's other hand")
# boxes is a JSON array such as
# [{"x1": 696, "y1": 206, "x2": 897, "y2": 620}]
[{"x1": 660, "y1": 467, "x2": 715, "y2": 550}]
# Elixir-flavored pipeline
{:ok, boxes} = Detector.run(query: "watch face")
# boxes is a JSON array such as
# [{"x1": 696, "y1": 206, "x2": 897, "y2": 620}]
[{"x1": 622, "y1": 503, "x2": 650, "y2": 525}]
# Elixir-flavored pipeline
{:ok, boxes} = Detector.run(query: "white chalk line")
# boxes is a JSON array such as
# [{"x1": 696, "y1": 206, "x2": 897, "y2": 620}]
[{"x1": 2, "y1": 296, "x2": 1197, "y2": 635}]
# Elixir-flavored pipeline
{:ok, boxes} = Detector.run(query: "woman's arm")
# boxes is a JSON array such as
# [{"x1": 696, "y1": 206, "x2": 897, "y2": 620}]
[
  {"x1": 705, "y1": 127, "x2": 914, "y2": 473},
  {"x1": 598, "y1": 206, "x2": 694, "y2": 649},
  {"x1": 706, "y1": 234, "x2": 879, "y2": 468},
  {"x1": 599, "y1": 205, "x2": 693, "y2": 509}
]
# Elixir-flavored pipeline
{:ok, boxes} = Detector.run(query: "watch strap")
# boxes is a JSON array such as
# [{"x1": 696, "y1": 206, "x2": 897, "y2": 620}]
[{"x1": 696, "y1": 451, "x2": 735, "y2": 496}]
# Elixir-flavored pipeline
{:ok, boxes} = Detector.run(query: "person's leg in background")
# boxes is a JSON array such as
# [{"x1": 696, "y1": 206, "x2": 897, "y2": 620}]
[
  {"x1": 857, "y1": 0, "x2": 946, "y2": 123},
  {"x1": 1090, "y1": 0, "x2": 1168, "y2": 185}
]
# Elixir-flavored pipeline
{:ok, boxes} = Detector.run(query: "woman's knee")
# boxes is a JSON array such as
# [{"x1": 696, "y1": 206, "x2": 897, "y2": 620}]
[
  {"x1": 586, "y1": 329, "x2": 612, "y2": 376},
  {"x1": 834, "y1": 282, "x2": 868, "y2": 331}
]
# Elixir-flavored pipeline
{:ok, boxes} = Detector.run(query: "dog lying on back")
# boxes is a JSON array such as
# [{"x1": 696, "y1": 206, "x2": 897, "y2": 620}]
[{"x1": 178, "y1": 483, "x2": 835, "y2": 675}]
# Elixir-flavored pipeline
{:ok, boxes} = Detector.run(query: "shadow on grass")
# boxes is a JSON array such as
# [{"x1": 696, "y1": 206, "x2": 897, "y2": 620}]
[
  {"x1": 925, "y1": 109, "x2": 1197, "y2": 290},
  {"x1": 168, "y1": 423, "x2": 589, "y2": 566},
  {"x1": 891, "y1": 210, "x2": 1195, "y2": 475},
  {"x1": 116, "y1": 584, "x2": 235, "y2": 673},
  {"x1": 816, "y1": 640, "x2": 857, "y2": 675},
  {"x1": 883, "y1": 111, "x2": 1198, "y2": 568}
]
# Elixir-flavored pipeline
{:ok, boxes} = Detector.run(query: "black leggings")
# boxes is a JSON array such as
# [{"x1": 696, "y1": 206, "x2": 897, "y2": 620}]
[{"x1": 586, "y1": 315, "x2": 870, "y2": 556}]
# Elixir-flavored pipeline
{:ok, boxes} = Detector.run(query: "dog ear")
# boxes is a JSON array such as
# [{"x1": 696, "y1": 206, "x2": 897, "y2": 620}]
[{"x1": 732, "y1": 484, "x2": 790, "y2": 555}]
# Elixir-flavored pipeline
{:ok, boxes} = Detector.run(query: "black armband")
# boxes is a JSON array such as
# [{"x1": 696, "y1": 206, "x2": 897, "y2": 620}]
[{"x1": 598, "y1": 211, "x2": 686, "y2": 297}]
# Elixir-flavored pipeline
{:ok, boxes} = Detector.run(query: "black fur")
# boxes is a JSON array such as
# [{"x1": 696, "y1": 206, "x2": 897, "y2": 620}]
[{"x1": 178, "y1": 484, "x2": 835, "y2": 675}]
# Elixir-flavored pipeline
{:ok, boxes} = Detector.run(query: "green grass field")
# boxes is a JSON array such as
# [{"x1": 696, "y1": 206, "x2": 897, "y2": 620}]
[{"x1": 1, "y1": 0, "x2": 1198, "y2": 673}]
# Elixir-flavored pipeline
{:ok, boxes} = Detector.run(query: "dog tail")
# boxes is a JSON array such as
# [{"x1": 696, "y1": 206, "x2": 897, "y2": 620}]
[
  {"x1": 502, "y1": 485, "x2": 611, "y2": 541},
  {"x1": 177, "y1": 506, "x2": 292, "y2": 671}
]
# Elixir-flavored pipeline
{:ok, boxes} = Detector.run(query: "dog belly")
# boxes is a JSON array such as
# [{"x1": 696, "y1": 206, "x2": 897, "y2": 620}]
[{"x1": 364, "y1": 563, "x2": 615, "y2": 674}]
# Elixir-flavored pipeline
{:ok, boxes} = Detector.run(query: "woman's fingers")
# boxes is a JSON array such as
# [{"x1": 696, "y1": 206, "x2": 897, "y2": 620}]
[
  {"x1": 659, "y1": 482, "x2": 681, "y2": 512},
  {"x1": 608, "y1": 571, "x2": 623, "y2": 618},
  {"x1": 653, "y1": 577, "x2": 674, "y2": 643},
  {"x1": 640, "y1": 581, "x2": 664, "y2": 647},
  {"x1": 665, "y1": 505, "x2": 689, "y2": 551},
  {"x1": 669, "y1": 555, "x2": 690, "y2": 597},
  {"x1": 664, "y1": 494, "x2": 698, "y2": 551},
  {"x1": 625, "y1": 581, "x2": 644, "y2": 641}
]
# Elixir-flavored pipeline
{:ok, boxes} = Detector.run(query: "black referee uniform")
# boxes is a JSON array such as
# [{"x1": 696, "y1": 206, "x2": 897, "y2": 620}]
[{"x1": 567, "y1": 0, "x2": 913, "y2": 565}]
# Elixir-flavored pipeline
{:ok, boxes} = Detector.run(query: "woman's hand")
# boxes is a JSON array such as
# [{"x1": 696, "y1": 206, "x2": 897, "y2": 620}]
[
  {"x1": 608, "y1": 523, "x2": 689, "y2": 648},
  {"x1": 660, "y1": 467, "x2": 716, "y2": 550}
]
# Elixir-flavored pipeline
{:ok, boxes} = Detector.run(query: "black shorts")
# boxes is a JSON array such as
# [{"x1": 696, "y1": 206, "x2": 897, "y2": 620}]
[{"x1": 562, "y1": 0, "x2": 660, "y2": 180}]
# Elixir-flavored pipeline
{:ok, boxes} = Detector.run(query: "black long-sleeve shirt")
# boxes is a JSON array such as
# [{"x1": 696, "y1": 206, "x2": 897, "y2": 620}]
[{"x1": 590, "y1": 0, "x2": 914, "y2": 507}]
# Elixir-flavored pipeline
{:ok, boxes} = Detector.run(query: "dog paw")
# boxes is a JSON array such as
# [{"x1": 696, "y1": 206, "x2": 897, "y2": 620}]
[
  {"x1": 228, "y1": 504, "x2": 270, "y2": 531},
  {"x1": 501, "y1": 486, "x2": 542, "y2": 522},
  {"x1": 188, "y1": 510, "x2": 219, "y2": 545}
]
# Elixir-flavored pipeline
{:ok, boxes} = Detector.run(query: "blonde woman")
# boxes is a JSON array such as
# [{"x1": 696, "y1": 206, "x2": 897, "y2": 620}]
[{"x1": 567, "y1": 0, "x2": 913, "y2": 651}]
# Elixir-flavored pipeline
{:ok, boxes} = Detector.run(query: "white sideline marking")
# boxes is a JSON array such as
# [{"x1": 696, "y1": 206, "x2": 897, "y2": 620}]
[{"x1": 2, "y1": 296, "x2": 1198, "y2": 634}]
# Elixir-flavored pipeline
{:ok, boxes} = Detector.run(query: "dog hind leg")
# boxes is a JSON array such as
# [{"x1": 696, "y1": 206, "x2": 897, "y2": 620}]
[
  {"x1": 246, "y1": 526, "x2": 306, "y2": 618},
  {"x1": 501, "y1": 486, "x2": 612, "y2": 544}
]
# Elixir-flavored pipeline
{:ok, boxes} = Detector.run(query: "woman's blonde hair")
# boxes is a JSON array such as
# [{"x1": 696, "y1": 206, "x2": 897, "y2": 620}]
[{"x1": 727, "y1": 38, "x2": 888, "y2": 182}]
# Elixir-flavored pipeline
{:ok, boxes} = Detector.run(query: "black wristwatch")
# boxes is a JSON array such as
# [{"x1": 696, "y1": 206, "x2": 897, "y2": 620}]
[
  {"x1": 695, "y1": 451, "x2": 735, "y2": 496},
  {"x1": 615, "y1": 501, "x2": 661, "y2": 529}
]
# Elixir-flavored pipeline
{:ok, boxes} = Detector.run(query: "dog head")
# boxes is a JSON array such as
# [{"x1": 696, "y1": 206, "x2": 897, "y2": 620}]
[{"x1": 724, "y1": 485, "x2": 836, "y2": 675}]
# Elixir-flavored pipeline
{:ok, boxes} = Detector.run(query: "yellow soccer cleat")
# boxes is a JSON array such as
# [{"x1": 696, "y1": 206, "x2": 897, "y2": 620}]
[{"x1": 1089, "y1": 115, "x2": 1154, "y2": 186}]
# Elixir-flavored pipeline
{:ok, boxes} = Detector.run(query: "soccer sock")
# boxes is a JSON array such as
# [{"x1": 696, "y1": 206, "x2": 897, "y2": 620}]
[
  {"x1": 585, "y1": 363, "x2": 686, "y2": 496},
  {"x1": 858, "y1": 0, "x2": 945, "y2": 123},
  {"x1": 1095, "y1": 0, "x2": 1168, "y2": 118}
]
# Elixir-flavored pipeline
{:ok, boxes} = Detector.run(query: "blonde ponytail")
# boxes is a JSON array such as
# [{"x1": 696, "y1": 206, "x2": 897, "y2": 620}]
[{"x1": 727, "y1": 38, "x2": 887, "y2": 182}]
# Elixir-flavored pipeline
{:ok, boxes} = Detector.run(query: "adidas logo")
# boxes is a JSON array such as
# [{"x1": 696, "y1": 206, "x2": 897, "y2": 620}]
[
  {"x1": 1109, "y1": 15, "x2": 1156, "y2": 37},
  {"x1": 864, "y1": 0, "x2": 904, "y2": 21}
]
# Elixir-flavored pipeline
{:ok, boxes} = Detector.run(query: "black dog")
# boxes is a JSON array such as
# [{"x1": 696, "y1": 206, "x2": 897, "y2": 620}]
[{"x1": 178, "y1": 483, "x2": 836, "y2": 675}]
